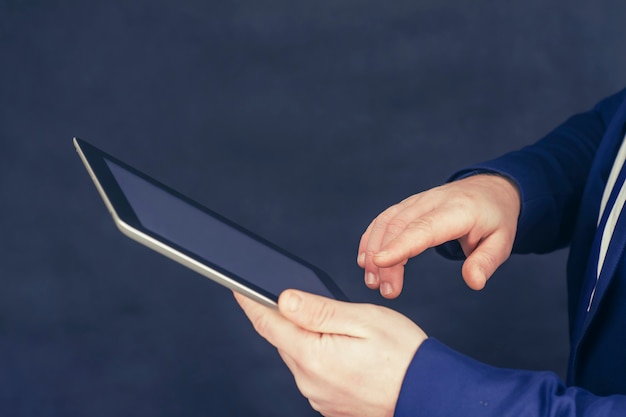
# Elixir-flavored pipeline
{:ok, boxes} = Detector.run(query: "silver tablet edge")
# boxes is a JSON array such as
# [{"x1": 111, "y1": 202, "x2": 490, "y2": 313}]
[{"x1": 73, "y1": 138, "x2": 278, "y2": 310}]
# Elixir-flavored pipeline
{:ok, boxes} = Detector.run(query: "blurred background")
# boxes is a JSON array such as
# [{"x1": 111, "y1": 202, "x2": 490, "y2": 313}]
[{"x1": 2, "y1": 1, "x2": 626, "y2": 415}]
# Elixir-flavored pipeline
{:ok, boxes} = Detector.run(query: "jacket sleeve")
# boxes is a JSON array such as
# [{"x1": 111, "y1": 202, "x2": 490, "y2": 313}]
[
  {"x1": 395, "y1": 338, "x2": 626, "y2": 417},
  {"x1": 437, "y1": 88, "x2": 626, "y2": 258}
]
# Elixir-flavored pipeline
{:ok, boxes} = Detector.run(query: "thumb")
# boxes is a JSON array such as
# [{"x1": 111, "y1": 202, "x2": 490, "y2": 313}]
[
  {"x1": 461, "y1": 233, "x2": 511, "y2": 290},
  {"x1": 278, "y1": 290, "x2": 369, "y2": 337}
]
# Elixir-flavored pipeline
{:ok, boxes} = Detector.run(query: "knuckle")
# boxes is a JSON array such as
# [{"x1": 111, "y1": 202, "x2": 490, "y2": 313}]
[
  {"x1": 447, "y1": 192, "x2": 473, "y2": 214},
  {"x1": 309, "y1": 300, "x2": 336, "y2": 330},
  {"x1": 409, "y1": 216, "x2": 434, "y2": 231},
  {"x1": 250, "y1": 313, "x2": 271, "y2": 336},
  {"x1": 294, "y1": 374, "x2": 312, "y2": 397},
  {"x1": 473, "y1": 250, "x2": 498, "y2": 271},
  {"x1": 385, "y1": 217, "x2": 409, "y2": 235},
  {"x1": 405, "y1": 216, "x2": 435, "y2": 242},
  {"x1": 373, "y1": 205, "x2": 400, "y2": 230},
  {"x1": 293, "y1": 376, "x2": 316, "y2": 404},
  {"x1": 308, "y1": 399, "x2": 324, "y2": 414}
]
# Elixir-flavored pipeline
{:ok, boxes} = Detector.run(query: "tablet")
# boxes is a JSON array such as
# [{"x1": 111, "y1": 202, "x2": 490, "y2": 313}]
[{"x1": 74, "y1": 138, "x2": 348, "y2": 308}]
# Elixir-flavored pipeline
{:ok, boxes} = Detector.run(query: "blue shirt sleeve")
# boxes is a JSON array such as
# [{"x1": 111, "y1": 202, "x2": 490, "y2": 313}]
[
  {"x1": 437, "y1": 88, "x2": 626, "y2": 258},
  {"x1": 395, "y1": 338, "x2": 626, "y2": 417}
]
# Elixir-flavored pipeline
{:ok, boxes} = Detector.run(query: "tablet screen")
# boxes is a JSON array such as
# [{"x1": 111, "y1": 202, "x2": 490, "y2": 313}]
[{"x1": 103, "y1": 158, "x2": 338, "y2": 301}]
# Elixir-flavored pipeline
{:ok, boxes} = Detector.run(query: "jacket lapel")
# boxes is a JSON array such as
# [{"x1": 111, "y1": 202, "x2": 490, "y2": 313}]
[
  {"x1": 572, "y1": 122, "x2": 626, "y2": 342},
  {"x1": 570, "y1": 117, "x2": 626, "y2": 371},
  {"x1": 583, "y1": 207, "x2": 626, "y2": 324}
]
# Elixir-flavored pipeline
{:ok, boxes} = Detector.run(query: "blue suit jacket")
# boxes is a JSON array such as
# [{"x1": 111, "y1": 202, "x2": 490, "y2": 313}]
[{"x1": 395, "y1": 89, "x2": 626, "y2": 416}]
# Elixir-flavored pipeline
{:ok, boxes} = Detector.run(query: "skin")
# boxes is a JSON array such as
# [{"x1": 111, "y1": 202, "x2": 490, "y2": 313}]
[
  {"x1": 234, "y1": 290, "x2": 426, "y2": 417},
  {"x1": 358, "y1": 174, "x2": 521, "y2": 297},
  {"x1": 235, "y1": 174, "x2": 521, "y2": 416}
]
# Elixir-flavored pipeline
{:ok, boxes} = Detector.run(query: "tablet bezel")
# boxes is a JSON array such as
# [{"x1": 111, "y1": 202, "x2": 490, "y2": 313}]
[{"x1": 73, "y1": 137, "x2": 348, "y2": 309}]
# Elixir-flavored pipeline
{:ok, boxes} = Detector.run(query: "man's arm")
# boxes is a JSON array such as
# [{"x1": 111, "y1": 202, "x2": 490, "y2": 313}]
[
  {"x1": 359, "y1": 88, "x2": 626, "y2": 298},
  {"x1": 235, "y1": 290, "x2": 626, "y2": 417},
  {"x1": 234, "y1": 290, "x2": 427, "y2": 417}
]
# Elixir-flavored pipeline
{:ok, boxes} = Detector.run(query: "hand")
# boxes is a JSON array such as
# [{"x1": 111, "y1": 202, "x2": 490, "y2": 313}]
[
  {"x1": 234, "y1": 290, "x2": 427, "y2": 417},
  {"x1": 357, "y1": 174, "x2": 521, "y2": 297}
]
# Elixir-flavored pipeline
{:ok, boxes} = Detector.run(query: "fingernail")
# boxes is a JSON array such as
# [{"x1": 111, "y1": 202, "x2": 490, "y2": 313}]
[
  {"x1": 357, "y1": 252, "x2": 365, "y2": 265},
  {"x1": 381, "y1": 282, "x2": 393, "y2": 296},
  {"x1": 365, "y1": 272, "x2": 378, "y2": 286},
  {"x1": 286, "y1": 292, "x2": 302, "y2": 312}
]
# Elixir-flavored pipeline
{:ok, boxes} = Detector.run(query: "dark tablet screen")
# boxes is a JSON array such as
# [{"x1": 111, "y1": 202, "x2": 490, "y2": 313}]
[{"x1": 101, "y1": 156, "x2": 342, "y2": 301}]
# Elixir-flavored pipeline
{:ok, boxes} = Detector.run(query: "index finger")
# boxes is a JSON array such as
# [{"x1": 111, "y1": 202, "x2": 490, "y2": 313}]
[
  {"x1": 359, "y1": 204, "x2": 406, "y2": 289},
  {"x1": 373, "y1": 204, "x2": 474, "y2": 268}
]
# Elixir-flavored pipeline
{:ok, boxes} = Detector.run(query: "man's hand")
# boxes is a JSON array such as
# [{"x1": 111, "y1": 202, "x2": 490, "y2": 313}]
[
  {"x1": 358, "y1": 174, "x2": 521, "y2": 298},
  {"x1": 234, "y1": 290, "x2": 427, "y2": 417}
]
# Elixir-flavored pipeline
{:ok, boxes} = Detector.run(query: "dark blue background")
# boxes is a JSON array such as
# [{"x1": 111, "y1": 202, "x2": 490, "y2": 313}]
[{"x1": 2, "y1": 1, "x2": 626, "y2": 416}]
